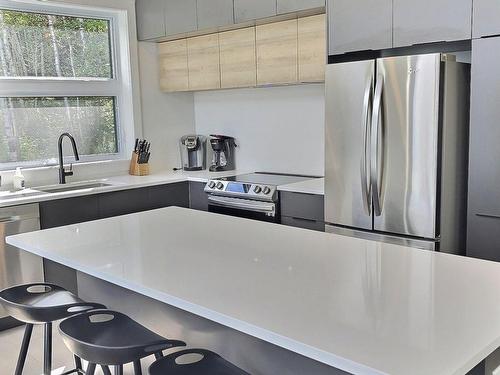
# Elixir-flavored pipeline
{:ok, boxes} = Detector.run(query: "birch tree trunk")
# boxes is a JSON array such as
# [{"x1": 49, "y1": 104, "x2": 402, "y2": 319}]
[{"x1": 0, "y1": 11, "x2": 20, "y2": 162}]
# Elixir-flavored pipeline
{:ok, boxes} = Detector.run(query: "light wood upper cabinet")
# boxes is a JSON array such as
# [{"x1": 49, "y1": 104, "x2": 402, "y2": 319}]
[
  {"x1": 159, "y1": 39, "x2": 189, "y2": 92},
  {"x1": 219, "y1": 28, "x2": 257, "y2": 89},
  {"x1": 187, "y1": 34, "x2": 221, "y2": 91},
  {"x1": 256, "y1": 19, "x2": 298, "y2": 85},
  {"x1": 298, "y1": 14, "x2": 325, "y2": 82}
]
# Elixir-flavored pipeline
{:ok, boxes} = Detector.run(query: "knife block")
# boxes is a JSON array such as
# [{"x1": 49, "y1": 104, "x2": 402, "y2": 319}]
[{"x1": 129, "y1": 152, "x2": 150, "y2": 176}]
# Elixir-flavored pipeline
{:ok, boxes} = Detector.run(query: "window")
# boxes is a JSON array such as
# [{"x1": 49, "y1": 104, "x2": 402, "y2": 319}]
[{"x1": 0, "y1": 2, "x2": 133, "y2": 169}]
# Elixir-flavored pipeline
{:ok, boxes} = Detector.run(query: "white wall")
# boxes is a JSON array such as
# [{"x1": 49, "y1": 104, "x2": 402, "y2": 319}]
[
  {"x1": 138, "y1": 43, "x2": 195, "y2": 173},
  {"x1": 194, "y1": 84, "x2": 325, "y2": 176}
]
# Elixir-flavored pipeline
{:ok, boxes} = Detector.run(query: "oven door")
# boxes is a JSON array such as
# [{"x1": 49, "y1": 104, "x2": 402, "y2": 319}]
[{"x1": 207, "y1": 195, "x2": 277, "y2": 223}]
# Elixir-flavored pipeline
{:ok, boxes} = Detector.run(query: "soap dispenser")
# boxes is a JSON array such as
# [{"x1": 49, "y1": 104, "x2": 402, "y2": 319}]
[{"x1": 13, "y1": 167, "x2": 25, "y2": 190}]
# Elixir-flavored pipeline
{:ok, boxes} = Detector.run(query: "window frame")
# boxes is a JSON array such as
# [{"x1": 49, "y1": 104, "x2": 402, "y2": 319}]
[{"x1": 0, "y1": 0, "x2": 135, "y2": 170}]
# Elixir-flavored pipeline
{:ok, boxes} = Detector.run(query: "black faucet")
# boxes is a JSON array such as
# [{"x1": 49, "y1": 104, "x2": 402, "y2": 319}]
[{"x1": 58, "y1": 133, "x2": 80, "y2": 184}]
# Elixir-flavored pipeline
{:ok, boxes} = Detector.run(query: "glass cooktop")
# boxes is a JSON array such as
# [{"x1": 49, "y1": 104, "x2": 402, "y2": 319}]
[{"x1": 218, "y1": 172, "x2": 319, "y2": 186}]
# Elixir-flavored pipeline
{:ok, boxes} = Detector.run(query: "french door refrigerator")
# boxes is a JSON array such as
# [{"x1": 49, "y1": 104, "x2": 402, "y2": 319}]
[{"x1": 324, "y1": 53, "x2": 470, "y2": 253}]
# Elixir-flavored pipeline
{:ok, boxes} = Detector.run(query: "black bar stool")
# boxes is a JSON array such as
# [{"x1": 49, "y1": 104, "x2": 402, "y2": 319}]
[
  {"x1": 148, "y1": 348, "x2": 250, "y2": 375},
  {"x1": 0, "y1": 282, "x2": 105, "y2": 375},
  {"x1": 59, "y1": 309, "x2": 186, "y2": 375}
]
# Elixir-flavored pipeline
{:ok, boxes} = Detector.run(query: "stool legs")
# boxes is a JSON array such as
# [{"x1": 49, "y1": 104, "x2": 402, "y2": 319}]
[
  {"x1": 74, "y1": 355, "x2": 82, "y2": 371},
  {"x1": 43, "y1": 322, "x2": 52, "y2": 375},
  {"x1": 100, "y1": 365, "x2": 112, "y2": 375},
  {"x1": 113, "y1": 364, "x2": 123, "y2": 375},
  {"x1": 133, "y1": 360, "x2": 142, "y2": 375},
  {"x1": 15, "y1": 323, "x2": 33, "y2": 375},
  {"x1": 86, "y1": 363, "x2": 96, "y2": 375}
]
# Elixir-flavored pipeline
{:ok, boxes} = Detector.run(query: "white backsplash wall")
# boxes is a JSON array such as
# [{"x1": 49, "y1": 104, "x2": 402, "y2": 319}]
[{"x1": 194, "y1": 84, "x2": 325, "y2": 176}]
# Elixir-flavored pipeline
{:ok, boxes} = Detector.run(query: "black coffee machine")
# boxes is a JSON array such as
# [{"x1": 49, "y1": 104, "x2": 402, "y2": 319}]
[{"x1": 209, "y1": 135, "x2": 236, "y2": 172}]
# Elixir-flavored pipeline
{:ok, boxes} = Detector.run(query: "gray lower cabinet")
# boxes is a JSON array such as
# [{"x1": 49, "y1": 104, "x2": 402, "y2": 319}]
[
  {"x1": 467, "y1": 37, "x2": 500, "y2": 261},
  {"x1": 136, "y1": 0, "x2": 165, "y2": 40},
  {"x1": 196, "y1": 0, "x2": 234, "y2": 30},
  {"x1": 327, "y1": 0, "x2": 392, "y2": 55},
  {"x1": 189, "y1": 181, "x2": 209, "y2": 211},
  {"x1": 280, "y1": 191, "x2": 324, "y2": 231},
  {"x1": 393, "y1": 0, "x2": 472, "y2": 47},
  {"x1": 234, "y1": 0, "x2": 277, "y2": 23},
  {"x1": 473, "y1": 0, "x2": 500, "y2": 38},
  {"x1": 277, "y1": 0, "x2": 325, "y2": 14}
]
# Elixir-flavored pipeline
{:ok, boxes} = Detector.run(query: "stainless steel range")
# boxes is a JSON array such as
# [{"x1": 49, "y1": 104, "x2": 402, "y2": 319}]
[{"x1": 205, "y1": 172, "x2": 314, "y2": 222}]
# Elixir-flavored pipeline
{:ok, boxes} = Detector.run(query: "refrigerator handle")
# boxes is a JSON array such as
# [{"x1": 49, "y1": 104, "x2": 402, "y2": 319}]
[
  {"x1": 371, "y1": 74, "x2": 384, "y2": 217},
  {"x1": 361, "y1": 76, "x2": 373, "y2": 215}
]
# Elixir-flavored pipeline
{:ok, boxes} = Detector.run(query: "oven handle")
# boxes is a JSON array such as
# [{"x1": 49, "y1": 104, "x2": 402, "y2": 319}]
[{"x1": 207, "y1": 195, "x2": 276, "y2": 215}]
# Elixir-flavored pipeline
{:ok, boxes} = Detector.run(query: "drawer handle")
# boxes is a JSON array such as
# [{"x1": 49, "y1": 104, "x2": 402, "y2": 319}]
[{"x1": 476, "y1": 213, "x2": 500, "y2": 220}]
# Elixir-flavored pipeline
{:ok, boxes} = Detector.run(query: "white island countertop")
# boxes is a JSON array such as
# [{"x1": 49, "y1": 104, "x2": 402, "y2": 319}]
[{"x1": 7, "y1": 207, "x2": 500, "y2": 375}]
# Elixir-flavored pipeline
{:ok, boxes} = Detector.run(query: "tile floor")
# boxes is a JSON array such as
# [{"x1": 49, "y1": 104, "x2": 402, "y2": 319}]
[{"x1": 0, "y1": 324, "x2": 157, "y2": 374}]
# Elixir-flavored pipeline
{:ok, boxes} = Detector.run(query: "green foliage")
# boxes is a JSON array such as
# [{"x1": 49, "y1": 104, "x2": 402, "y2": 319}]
[{"x1": 0, "y1": 8, "x2": 118, "y2": 167}]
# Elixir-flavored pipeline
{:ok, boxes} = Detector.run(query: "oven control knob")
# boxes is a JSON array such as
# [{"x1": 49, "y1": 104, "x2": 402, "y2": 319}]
[
  {"x1": 253, "y1": 185, "x2": 262, "y2": 194},
  {"x1": 208, "y1": 181, "x2": 216, "y2": 189},
  {"x1": 216, "y1": 182, "x2": 224, "y2": 190},
  {"x1": 263, "y1": 186, "x2": 271, "y2": 195}
]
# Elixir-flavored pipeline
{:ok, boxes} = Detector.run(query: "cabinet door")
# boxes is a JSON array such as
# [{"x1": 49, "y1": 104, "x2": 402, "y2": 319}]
[
  {"x1": 473, "y1": 0, "x2": 500, "y2": 38},
  {"x1": 468, "y1": 37, "x2": 500, "y2": 217},
  {"x1": 467, "y1": 215, "x2": 500, "y2": 262},
  {"x1": 280, "y1": 192, "x2": 324, "y2": 221},
  {"x1": 165, "y1": 0, "x2": 198, "y2": 36},
  {"x1": 197, "y1": 0, "x2": 234, "y2": 30},
  {"x1": 189, "y1": 181, "x2": 209, "y2": 211},
  {"x1": 256, "y1": 19, "x2": 298, "y2": 85},
  {"x1": 159, "y1": 39, "x2": 189, "y2": 92},
  {"x1": 220, "y1": 27, "x2": 257, "y2": 88},
  {"x1": 234, "y1": 0, "x2": 277, "y2": 23},
  {"x1": 149, "y1": 182, "x2": 189, "y2": 209},
  {"x1": 281, "y1": 216, "x2": 325, "y2": 231},
  {"x1": 99, "y1": 189, "x2": 150, "y2": 219},
  {"x1": 277, "y1": 0, "x2": 325, "y2": 14},
  {"x1": 393, "y1": 0, "x2": 472, "y2": 47},
  {"x1": 467, "y1": 37, "x2": 500, "y2": 261},
  {"x1": 328, "y1": 0, "x2": 392, "y2": 54},
  {"x1": 136, "y1": 0, "x2": 165, "y2": 40},
  {"x1": 187, "y1": 34, "x2": 221, "y2": 90},
  {"x1": 39, "y1": 196, "x2": 100, "y2": 229},
  {"x1": 298, "y1": 14, "x2": 325, "y2": 82}
]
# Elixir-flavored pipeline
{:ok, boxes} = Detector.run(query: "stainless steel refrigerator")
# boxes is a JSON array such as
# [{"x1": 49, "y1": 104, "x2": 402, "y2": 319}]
[{"x1": 324, "y1": 53, "x2": 470, "y2": 253}]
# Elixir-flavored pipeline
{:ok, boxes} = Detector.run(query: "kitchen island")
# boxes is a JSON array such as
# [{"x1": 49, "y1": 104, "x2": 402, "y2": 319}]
[{"x1": 7, "y1": 207, "x2": 500, "y2": 375}]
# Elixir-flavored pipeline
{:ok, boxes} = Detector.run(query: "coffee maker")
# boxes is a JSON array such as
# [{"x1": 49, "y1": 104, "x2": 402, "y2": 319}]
[
  {"x1": 179, "y1": 135, "x2": 206, "y2": 171},
  {"x1": 209, "y1": 135, "x2": 236, "y2": 172}
]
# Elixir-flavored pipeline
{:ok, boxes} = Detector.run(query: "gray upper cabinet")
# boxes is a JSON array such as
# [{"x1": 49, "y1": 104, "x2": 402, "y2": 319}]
[
  {"x1": 234, "y1": 0, "x2": 277, "y2": 23},
  {"x1": 467, "y1": 37, "x2": 500, "y2": 261},
  {"x1": 473, "y1": 0, "x2": 500, "y2": 38},
  {"x1": 328, "y1": 0, "x2": 392, "y2": 54},
  {"x1": 197, "y1": 0, "x2": 234, "y2": 30},
  {"x1": 136, "y1": 0, "x2": 197, "y2": 40},
  {"x1": 165, "y1": 0, "x2": 198, "y2": 36},
  {"x1": 277, "y1": 0, "x2": 325, "y2": 14},
  {"x1": 136, "y1": 0, "x2": 165, "y2": 40},
  {"x1": 393, "y1": 0, "x2": 472, "y2": 47}
]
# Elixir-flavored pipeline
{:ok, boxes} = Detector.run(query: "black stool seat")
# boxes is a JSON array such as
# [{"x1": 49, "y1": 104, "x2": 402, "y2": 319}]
[
  {"x1": 149, "y1": 349, "x2": 249, "y2": 375},
  {"x1": 59, "y1": 309, "x2": 186, "y2": 373},
  {"x1": 0, "y1": 282, "x2": 105, "y2": 323},
  {"x1": 0, "y1": 283, "x2": 105, "y2": 375}
]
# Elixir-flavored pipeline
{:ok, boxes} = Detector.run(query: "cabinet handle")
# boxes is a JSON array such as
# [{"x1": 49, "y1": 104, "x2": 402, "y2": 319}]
[{"x1": 476, "y1": 213, "x2": 500, "y2": 220}]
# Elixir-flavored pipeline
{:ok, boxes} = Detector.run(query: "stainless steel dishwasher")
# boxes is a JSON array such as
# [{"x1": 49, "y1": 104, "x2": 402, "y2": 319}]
[{"x1": 0, "y1": 203, "x2": 44, "y2": 330}]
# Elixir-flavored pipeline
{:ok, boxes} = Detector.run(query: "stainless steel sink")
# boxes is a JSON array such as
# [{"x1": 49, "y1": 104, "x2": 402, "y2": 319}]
[{"x1": 37, "y1": 182, "x2": 113, "y2": 194}]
